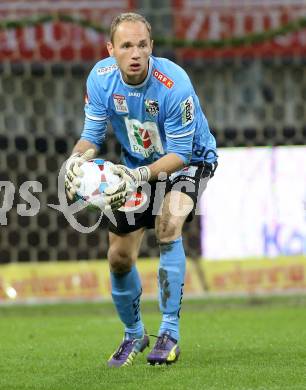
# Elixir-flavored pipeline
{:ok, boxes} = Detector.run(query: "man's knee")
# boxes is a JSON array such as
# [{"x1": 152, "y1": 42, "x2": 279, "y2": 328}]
[
  {"x1": 107, "y1": 246, "x2": 134, "y2": 274},
  {"x1": 155, "y1": 217, "x2": 183, "y2": 243}
]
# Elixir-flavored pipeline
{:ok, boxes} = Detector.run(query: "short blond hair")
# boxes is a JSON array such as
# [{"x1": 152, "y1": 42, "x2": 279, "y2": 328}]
[{"x1": 110, "y1": 12, "x2": 152, "y2": 43}]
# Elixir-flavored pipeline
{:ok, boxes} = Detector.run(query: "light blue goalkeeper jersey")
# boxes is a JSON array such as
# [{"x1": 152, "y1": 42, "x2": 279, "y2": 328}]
[{"x1": 81, "y1": 55, "x2": 217, "y2": 168}]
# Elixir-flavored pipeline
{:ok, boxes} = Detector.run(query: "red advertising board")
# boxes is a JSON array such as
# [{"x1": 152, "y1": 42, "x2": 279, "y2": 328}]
[
  {"x1": 2, "y1": 1, "x2": 306, "y2": 61},
  {"x1": 173, "y1": 0, "x2": 306, "y2": 58},
  {"x1": 0, "y1": 0, "x2": 134, "y2": 61}
]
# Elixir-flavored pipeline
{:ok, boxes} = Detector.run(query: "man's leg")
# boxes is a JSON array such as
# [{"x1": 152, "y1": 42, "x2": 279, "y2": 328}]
[
  {"x1": 107, "y1": 228, "x2": 149, "y2": 367},
  {"x1": 147, "y1": 191, "x2": 193, "y2": 365}
]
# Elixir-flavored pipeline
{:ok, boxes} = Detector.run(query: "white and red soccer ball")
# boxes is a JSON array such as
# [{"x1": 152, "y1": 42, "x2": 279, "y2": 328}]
[
  {"x1": 76, "y1": 159, "x2": 120, "y2": 210},
  {"x1": 76, "y1": 159, "x2": 147, "y2": 212}
]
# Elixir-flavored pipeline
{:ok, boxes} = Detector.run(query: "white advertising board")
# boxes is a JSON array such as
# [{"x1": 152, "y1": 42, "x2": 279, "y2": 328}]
[{"x1": 200, "y1": 146, "x2": 306, "y2": 260}]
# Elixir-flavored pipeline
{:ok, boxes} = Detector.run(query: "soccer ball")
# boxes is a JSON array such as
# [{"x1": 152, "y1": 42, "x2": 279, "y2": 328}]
[{"x1": 75, "y1": 159, "x2": 121, "y2": 210}]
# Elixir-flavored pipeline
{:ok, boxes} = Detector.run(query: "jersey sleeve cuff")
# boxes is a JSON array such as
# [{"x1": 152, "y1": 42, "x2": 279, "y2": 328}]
[
  {"x1": 170, "y1": 152, "x2": 190, "y2": 165},
  {"x1": 80, "y1": 135, "x2": 102, "y2": 149}
]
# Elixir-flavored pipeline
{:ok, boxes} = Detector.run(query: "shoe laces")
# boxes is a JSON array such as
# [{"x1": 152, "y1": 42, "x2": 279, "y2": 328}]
[
  {"x1": 113, "y1": 339, "x2": 133, "y2": 359},
  {"x1": 150, "y1": 333, "x2": 170, "y2": 350}
]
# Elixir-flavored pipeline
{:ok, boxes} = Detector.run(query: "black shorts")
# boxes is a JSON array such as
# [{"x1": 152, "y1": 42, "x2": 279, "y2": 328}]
[{"x1": 108, "y1": 162, "x2": 217, "y2": 235}]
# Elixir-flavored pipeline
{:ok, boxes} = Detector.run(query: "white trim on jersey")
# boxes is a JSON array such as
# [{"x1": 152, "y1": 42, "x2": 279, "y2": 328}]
[
  {"x1": 85, "y1": 113, "x2": 106, "y2": 121},
  {"x1": 166, "y1": 128, "x2": 195, "y2": 138}
]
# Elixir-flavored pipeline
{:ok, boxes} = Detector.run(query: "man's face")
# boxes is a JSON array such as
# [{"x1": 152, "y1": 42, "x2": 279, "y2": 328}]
[{"x1": 107, "y1": 21, "x2": 153, "y2": 85}]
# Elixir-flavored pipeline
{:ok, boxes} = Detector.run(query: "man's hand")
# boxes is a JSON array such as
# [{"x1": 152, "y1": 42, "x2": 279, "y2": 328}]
[
  {"x1": 65, "y1": 148, "x2": 96, "y2": 200},
  {"x1": 112, "y1": 165, "x2": 151, "y2": 192},
  {"x1": 104, "y1": 165, "x2": 151, "y2": 210},
  {"x1": 104, "y1": 181, "x2": 128, "y2": 211}
]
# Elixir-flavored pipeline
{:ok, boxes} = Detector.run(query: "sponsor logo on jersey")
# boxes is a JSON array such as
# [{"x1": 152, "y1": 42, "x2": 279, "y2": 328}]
[
  {"x1": 113, "y1": 94, "x2": 129, "y2": 113},
  {"x1": 181, "y1": 96, "x2": 194, "y2": 126},
  {"x1": 124, "y1": 118, "x2": 164, "y2": 158},
  {"x1": 134, "y1": 126, "x2": 152, "y2": 149},
  {"x1": 97, "y1": 64, "x2": 118, "y2": 75},
  {"x1": 128, "y1": 92, "x2": 141, "y2": 97},
  {"x1": 152, "y1": 69, "x2": 174, "y2": 89},
  {"x1": 145, "y1": 99, "x2": 159, "y2": 117}
]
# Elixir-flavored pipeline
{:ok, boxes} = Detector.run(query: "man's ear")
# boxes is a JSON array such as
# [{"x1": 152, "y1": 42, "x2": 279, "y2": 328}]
[
  {"x1": 150, "y1": 40, "x2": 154, "y2": 55},
  {"x1": 107, "y1": 41, "x2": 114, "y2": 56}
]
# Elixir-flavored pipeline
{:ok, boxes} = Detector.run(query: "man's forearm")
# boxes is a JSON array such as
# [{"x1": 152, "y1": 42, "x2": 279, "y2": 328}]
[
  {"x1": 148, "y1": 153, "x2": 185, "y2": 181},
  {"x1": 72, "y1": 139, "x2": 99, "y2": 156}
]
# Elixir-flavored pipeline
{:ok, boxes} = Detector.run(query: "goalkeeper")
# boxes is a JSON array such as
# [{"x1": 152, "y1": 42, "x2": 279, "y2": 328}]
[{"x1": 65, "y1": 12, "x2": 217, "y2": 367}]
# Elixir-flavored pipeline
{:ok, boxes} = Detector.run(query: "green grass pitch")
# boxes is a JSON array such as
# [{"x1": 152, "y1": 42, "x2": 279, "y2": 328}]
[{"x1": 1, "y1": 295, "x2": 306, "y2": 390}]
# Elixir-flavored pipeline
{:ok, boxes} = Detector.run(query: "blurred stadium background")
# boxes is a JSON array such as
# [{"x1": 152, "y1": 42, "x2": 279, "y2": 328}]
[{"x1": 0, "y1": 0, "x2": 306, "y2": 303}]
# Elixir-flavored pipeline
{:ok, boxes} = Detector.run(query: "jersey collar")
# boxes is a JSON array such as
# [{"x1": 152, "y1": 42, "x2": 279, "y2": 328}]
[{"x1": 119, "y1": 57, "x2": 153, "y2": 89}]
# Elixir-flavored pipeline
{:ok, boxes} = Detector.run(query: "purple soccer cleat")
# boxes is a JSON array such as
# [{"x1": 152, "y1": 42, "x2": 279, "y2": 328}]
[
  {"x1": 108, "y1": 333, "x2": 150, "y2": 367},
  {"x1": 147, "y1": 332, "x2": 180, "y2": 365}
]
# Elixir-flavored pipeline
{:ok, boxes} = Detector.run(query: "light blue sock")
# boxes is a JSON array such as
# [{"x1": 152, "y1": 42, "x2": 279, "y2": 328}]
[
  {"x1": 110, "y1": 265, "x2": 144, "y2": 340},
  {"x1": 158, "y1": 237, "x2": 186, "y2": 341}
]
